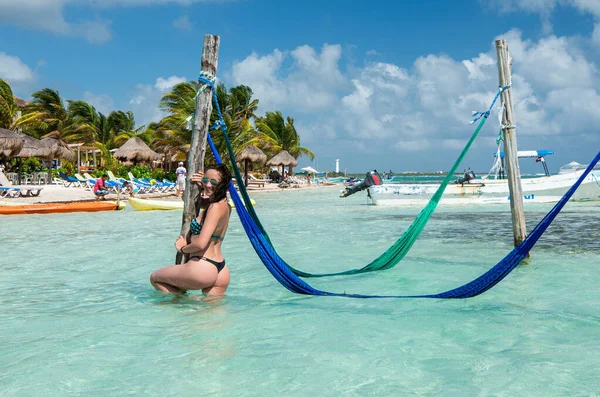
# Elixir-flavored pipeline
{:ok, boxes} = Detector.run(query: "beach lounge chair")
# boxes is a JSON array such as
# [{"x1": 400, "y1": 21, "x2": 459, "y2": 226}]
[
  {"x1": 73, "y1": 173, "x2": 89, "y2": 186},
  {"x1": 140, "y1": 178, "x2": 171, "y2": 192},
  {"x1": 75, "y1": 174, "x2": 94, "y2": 191},
  {"x1": 248, "y1": 174, "x2": 269, "y2": 186},
  {"x1": 58, "y1": 172, "x2": 82, "y2": 187},
  {"x1": 127, "y1": 172, "x2": 156, "y2": 192},
  {"x1": 0, "y1": 171, "x2": 43, "y2": 197},
  {"x1": 82, "y1": 173, "x2": 122, "y2": 194},
  {"x1": 0, "y1": 186, "x2": 21, "y2": 198},
  {"x1": 107, "y1": 171, "x2": 149, "y2": 194}
]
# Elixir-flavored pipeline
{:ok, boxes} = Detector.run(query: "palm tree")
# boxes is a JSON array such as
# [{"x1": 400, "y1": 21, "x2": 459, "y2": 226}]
[
  {"x1": 228, "y1": 85, "x2": 259, "y2": 121},
  {"x1": 254, "y1": 111, "x2": 314, "y2": 165},
  {"x1": 67, "y1": 99, "x2": 102, "y2": 143},
  {"x1": 17, "y1": 88, "x2": 80, "y2": 144},
  {"x1": 154, "y1": 81, "x2": 198, "y2": 164},
  {"x1": 0, "y1": 78, "x2": 21, "y2": 130},
  {"x1": 68, "y1": 100, "x2": 153, "y2": 167}
]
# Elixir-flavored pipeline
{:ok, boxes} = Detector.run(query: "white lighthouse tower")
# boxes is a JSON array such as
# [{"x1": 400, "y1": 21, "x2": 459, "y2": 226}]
[{"x1": 335, "y1": 159, "x2": 339, "y2": 173}]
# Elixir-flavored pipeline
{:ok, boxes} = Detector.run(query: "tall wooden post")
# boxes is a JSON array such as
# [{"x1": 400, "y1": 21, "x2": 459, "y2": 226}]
[
  {"x1": 177, "y1": 34, "x2": 220, "y2": 264},
  {"x1": 496, "y1": 39, "x2": 527, "y2": 248},
  {"x1": 76, "y1": 145, "x2": 81, "y2": 174}
]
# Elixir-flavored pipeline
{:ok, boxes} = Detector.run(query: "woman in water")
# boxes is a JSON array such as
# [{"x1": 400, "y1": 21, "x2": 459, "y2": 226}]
[{"x1": 150, "y1": 164, "x2": 232, "y2": 296}]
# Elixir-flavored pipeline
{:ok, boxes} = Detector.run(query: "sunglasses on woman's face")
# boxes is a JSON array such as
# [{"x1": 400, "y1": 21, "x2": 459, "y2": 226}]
[{"x1": 201, "y1": 177, "x2": 219, "y2": 186}]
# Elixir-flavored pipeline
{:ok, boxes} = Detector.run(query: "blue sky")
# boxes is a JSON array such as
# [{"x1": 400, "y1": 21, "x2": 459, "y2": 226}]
[{"x1": 1, "y1": 0, "x2": 600, "y2": 174}]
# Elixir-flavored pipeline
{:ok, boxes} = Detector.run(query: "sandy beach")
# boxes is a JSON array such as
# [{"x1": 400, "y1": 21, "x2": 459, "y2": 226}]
[{"x1": 1, "y1": 180, "x2": 340, "y2": 204}]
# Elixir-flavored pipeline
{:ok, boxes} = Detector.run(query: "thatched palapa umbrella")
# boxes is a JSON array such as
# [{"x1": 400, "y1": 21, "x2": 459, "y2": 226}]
[
  {"x1": 266, "y1": 150, "x2": 298, "y2": 176},
  {"x1": 113, "y1": 137, "x2": 158, "y2": 165},
  {"x1": 0, "y1": 128, "x2": 25, "y2": 158},
  {"x1": 236, "y1": 145, "x2": 267, "y2": 186},
  {"x1": 12, "y1": 134, "x2": 75, "y2": 183},
  {"x1": 13, "y1": 133, "x2": 52, "y2": 159},
  {"x1": 40, "y1": 137, "x2": 76, "y2": 162}
]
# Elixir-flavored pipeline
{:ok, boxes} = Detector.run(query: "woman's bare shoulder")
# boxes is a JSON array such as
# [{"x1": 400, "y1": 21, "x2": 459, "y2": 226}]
[{"x1": 211, "y1": 199, "x2": 230, "y2": 214}]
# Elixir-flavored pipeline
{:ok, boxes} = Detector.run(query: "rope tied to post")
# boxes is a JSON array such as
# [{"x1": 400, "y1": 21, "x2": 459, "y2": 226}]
[
  {"x1": 470, "y1": 84, "x2": 512, "y2": 124},
  {"x1": 195, "y1": 71, "x2": 217, "y2": 99}
]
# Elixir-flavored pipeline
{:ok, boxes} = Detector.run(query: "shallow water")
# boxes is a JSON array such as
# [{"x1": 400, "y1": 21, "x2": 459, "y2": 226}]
[{"x1": 1, "y1": 187, "x2": 599, "y2": 396}]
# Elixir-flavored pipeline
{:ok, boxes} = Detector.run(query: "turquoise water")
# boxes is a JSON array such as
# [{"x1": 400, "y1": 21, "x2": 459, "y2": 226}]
[{"x1": 1, "y1": 187, "x2": 600, "y2": 396}]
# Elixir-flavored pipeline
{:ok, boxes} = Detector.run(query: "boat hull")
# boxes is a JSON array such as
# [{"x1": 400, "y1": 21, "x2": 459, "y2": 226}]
[
  {"x1": 0, "y1": 201, "x2": 126, "y2": 215},
  {"x1": 128, "y1": 197, "x2": 255, "y2": 211},
  {"x1": 368, "y1": 170, "x2": 600, "y2": 205}
]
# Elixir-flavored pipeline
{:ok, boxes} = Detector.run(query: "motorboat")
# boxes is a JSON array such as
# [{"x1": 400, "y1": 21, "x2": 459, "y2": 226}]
[{"x1": 365, "y1": 150, "x2": 600, "y2": 205}]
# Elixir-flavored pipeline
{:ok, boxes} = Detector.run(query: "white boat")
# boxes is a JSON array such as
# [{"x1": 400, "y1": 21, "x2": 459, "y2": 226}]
[{"x1": 367, "y1": 151, "x2": 600, "y2": 205}]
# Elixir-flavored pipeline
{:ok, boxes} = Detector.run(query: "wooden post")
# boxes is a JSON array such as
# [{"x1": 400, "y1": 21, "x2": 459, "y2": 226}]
[
  {"x1": 76, "y1": 145, "x2": 81, "y2": 174},
  {"x1": 177, "y1": 34, "x2": 220, "y2": 264},
  {"x1": 495, "y1": 39, "x2": 527, "y2": 248}
]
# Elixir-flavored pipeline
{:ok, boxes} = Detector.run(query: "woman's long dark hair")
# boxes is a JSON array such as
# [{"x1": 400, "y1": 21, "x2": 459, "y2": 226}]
[
  {"x1": 205, "y1": 164, "x2": 232, "y2": 203},
  {"x1": 197, "y1": 164, "x2": 232, "y2": 219}
]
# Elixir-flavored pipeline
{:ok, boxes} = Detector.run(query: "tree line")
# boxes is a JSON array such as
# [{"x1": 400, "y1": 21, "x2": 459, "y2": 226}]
[{"x1": 0, "y1": 78, "x2": 314, "y2": 171}]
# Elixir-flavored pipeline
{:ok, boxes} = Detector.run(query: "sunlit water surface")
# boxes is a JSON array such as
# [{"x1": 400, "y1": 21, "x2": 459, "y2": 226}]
[{"x1": 1, "y1": 186, "x2": 599, "y2": 396}]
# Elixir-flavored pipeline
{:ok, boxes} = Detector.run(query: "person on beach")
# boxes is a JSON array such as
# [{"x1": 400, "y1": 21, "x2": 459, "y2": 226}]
[
  {"x1": 175, "y1": 161, "x2": 187, "y2": 197},
  {"x1": 122, "y1": 181, "x2": 137, "y2": 197},
  {"x1": 150, "y1": 164, "x2": 233, "y2": 296},
  {"x1": 93, "y1": 175, "x2": 109, "y2": 199}
]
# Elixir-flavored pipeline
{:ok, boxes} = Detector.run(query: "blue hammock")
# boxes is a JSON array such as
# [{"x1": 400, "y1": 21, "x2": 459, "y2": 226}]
[{"x1": 207, "y1": 132, "x2": 600, "y2": 299}]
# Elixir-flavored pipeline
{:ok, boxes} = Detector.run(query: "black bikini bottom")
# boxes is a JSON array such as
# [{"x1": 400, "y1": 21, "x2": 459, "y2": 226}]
[{"x1": 189, "y1": 256, "x2": 226, "y2": 272}]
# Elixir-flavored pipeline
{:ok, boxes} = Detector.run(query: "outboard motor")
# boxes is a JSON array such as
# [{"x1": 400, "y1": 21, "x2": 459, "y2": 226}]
[{"x1": 340, "y1": 170, "x2": 383, "y2": 198}]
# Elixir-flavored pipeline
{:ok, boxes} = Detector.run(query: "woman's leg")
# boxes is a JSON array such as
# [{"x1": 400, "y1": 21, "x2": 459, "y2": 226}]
[
  {"x1": 202, "y1": 265, "x2": 230, "y2": 296},
  {"x1": 150, "y1": 262, "x2": 218, "y2": 293}
]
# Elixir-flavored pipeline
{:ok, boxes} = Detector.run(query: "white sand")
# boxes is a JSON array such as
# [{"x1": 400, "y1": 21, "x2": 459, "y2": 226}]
[{"x1": 2, "y1": 181, "x2": 340, "y2": 204}]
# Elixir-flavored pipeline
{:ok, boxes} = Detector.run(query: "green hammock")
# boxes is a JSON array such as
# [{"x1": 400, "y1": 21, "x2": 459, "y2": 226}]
[{"x1": 220, "y1": 117, "x2": 489, "y2": 277}]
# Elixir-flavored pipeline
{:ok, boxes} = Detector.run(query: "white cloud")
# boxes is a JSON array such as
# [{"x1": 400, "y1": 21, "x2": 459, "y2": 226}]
[
  {"x1": 231, "y1": 49, "x2": 288, "y2": 110},
  {"x1": 593, "y1": 22, "x2": 600, "y2": 46},
  {"x1": 0, "y1": 52, "x2": 34, "y2": 83},
  {"x1": 230, "y1": 28, "x2": 600, "y2": 171},
  {"x1": 172, "y1": 15, "x2": 192, "y2": 31},
  {"x1": 488, "y1": 0, "x2": 600, "y2": 37},
  {"x1": 0, "y1": 1, "x2": 112, "y2": 43},
  {"x1": 232, "y1": 44, "x2": 348, "y2": 114},
  {"x1": 570, "y1": 0, "x2": 600, "y2": 17},
  {"x1": 0, "y1": 0, "x2": 217, "y2": 43},
  {"x1": 155, "y1": 76, "x2": 187, "y2": 92}
]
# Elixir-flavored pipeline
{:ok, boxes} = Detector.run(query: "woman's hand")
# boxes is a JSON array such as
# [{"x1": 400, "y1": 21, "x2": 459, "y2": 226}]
[
  {"x1": 174, "y1": 235, "x2": 187, "y2": 251},
  {"x1": 190, "y1": 172, "x2": 204, "y2": 184}
]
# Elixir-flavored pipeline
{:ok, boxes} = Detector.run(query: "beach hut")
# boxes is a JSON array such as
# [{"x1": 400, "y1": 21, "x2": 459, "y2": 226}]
[
  {"x1": 266, "y1": 150, "x2": 298, "y2": 176},
  {"x1": 0, "y1": 128, "x2": 25, "y2": 158},
  {"x1": 113, "y1": 137, "x2": 158, "y2": 166},
  {"x1": 236, "y1": 145, "x2": 267, "y2": 186}
]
